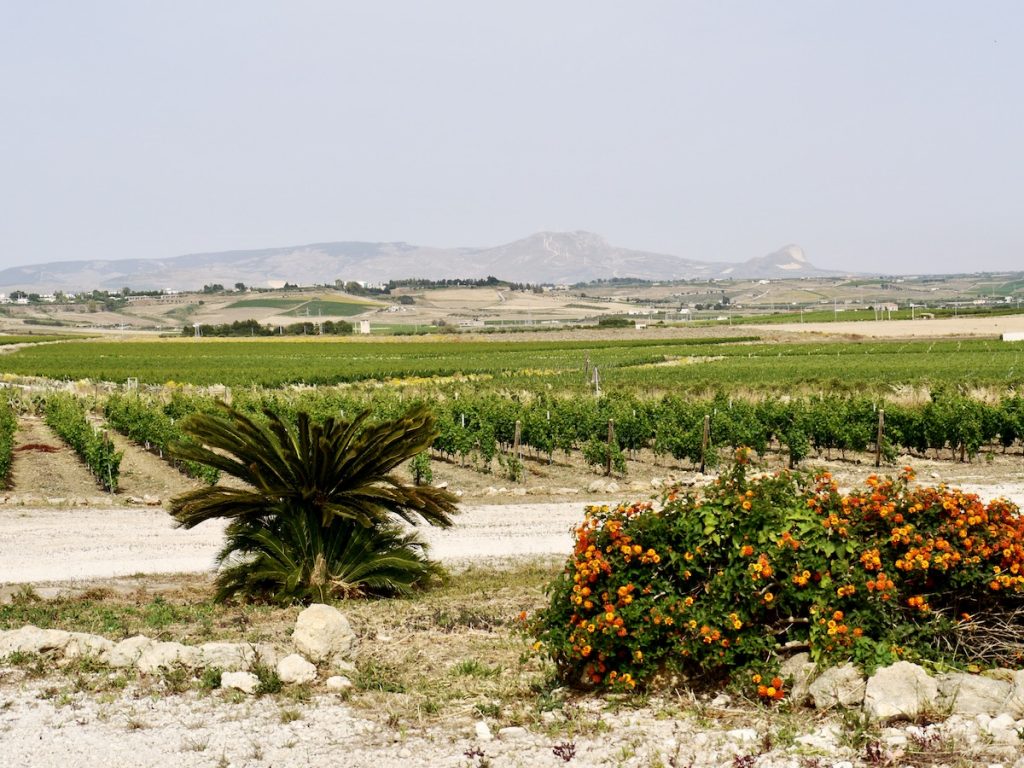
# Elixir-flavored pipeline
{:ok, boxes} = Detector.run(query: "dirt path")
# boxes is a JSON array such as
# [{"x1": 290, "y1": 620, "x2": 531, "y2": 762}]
[
  {"x1": 5, "y1": 416, "x2": 112, "y2": 505},
  {"x1": 95, "y1": 422, "x2": 201, "y2": 504},
  {"x1": 0, "y1": 501, "x2": 599, "y2": 585}
]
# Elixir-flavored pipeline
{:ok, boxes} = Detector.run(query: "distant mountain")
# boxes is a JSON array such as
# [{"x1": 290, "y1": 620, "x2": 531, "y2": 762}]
[
  {"x1": 719, "y1": 245, "x2": 822, "y2": 279},
  {"x1": 0, "y1": 232, "x2": 841, "y2": 292}
]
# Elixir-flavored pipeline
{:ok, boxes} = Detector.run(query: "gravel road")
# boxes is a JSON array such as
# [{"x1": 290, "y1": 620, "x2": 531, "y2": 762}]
[
  {"x1": 3, "y1": 480, "x2": 1024, "y2": 585},
  {"x1": 0, "y1": 502, "x2": 601, "y2": 584}
]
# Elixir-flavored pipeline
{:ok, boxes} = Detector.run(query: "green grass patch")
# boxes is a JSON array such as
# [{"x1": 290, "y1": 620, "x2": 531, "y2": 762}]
[
  {"x1": 226, "y1": 298, "x2": 304, "y2": 310},
  {"x1": 0, "y1": 334, "x2": 73, "y2": 345},
  {"x1": 282, "y1": 298, "x2": 377, "y2": 317}
]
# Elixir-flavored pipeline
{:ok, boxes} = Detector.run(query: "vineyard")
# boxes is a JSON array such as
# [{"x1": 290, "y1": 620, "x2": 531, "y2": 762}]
[
  {"x1": 2, "y1": 331, "x2": 1023, "y2": 490},
  {"x1": 42, "y1": 393, "x2": 122, "y2": 492},
  {"x1": 21, "y1": 385, "x2": 1023, "y2": 495},
  {"x1": 2, "y1": 335, "x2": 1023, "y2": 392},
  {"x1": 0, "y1": 399, "x2": 15, "y2": 484}
]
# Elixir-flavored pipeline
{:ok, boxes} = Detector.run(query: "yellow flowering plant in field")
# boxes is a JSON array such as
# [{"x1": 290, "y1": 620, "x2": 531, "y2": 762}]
[{"x1": 528, "y1": 449, "x2": 1024, "y2": 694}]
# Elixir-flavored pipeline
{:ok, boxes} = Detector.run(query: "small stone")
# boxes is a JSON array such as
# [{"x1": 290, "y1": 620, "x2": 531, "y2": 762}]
[
  {"x1": 325, "y1": 675, "x2": 352, "y2": 692},
  {"x1": 221, "y1": 671, "x2": 259, "y2": 694},
  {"x1": 510, "y1": 488, "x2": 526, "y2": 496},
  {"x1": 398, "y1": 748, "x2": 412, "y2": 759},
  {"x1": 605, "y1": 481, "x2": 620, "y2": 493},
  {"x1": 277, "y1": 653, "x2": 317, "y2": 685},
  {"x1": 474, "y1": 721, "x2": 492, "y2": 742},
  {"x1": 142, "y1": 495, "x2": 161, "y2": 506},
  {"x1": 587, "y1": 479, "x2": 607, "y2": 494},
  {"x1": 483, "y1": 487, "x2": 499, "y2": 496},
  {"x1": 710, "y1": 694, "x2": 731, "y2": 707},
  {"x1": 650, "y1": 478, "x2": 663, "y2": 489}
]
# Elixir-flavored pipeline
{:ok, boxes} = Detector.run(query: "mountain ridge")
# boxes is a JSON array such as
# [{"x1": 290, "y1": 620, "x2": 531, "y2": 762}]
[{"x1": 0, "y1": 232, "x2": 842, "y2": 293}]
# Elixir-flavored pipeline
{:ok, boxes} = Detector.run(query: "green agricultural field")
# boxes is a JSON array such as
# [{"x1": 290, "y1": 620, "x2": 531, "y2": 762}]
[
  {"x1": 0, "y1": 335, "x2": 756, "y2": 387},
  {"x1": 1, "y1": 335, "x2": 1022, "y2": 393},
  {"x1": 282, "y1": 298, "x2": 377, "y2": 317},
  {"x1": 225, "y1": 298, "x2": 304, "y2": 310},
  {"x1": 0, "y1": 335, "x2": 73, "y2": 345}
]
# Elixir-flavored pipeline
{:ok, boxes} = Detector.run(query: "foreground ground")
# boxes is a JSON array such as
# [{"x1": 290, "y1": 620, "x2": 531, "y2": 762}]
[
  {"x1": 4, "y1": 561, "x2": 1024, "y2": 768},
  {"x1": 3, "y1": 415, "x2": 1024, "y2": 765}
]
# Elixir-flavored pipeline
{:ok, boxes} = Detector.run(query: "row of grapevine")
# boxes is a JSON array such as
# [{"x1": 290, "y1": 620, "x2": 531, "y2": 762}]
[
  {"x1": 44, "y1": 394, "x2": 122, "y2": 491},
  {"x1": 149, "y1": 386, "x2": 1024, "y2": 476},
  {"x1": 104, "y1": 393, "x2": 219, "y2": 484},
  {"x1": 0, "y1": 398, "x2": 16, "y2": 485}
]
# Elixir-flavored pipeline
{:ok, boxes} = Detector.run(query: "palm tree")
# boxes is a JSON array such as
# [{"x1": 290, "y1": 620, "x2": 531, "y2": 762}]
[{"x1": 169, "y1": 404, "x2": 458, "y2": 602}]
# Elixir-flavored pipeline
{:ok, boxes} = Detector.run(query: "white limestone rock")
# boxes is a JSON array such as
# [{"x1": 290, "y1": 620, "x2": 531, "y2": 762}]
[
  {"x1": 106, "y1": 635, "x2": 155, "y2": 668},
  {"x1": 809, "y1": 663, "x2": 866, "y2": 709},
  {"x1": 325, "y1": 675, "x2": 353, "y2": 692},
  {"x1": 135, "y1": 641, "x2": 201, "y2": 674},
  {"x1": 198, "y1": 642, "x2": 276, "y2": 672},
  {"x1": 0, "y1": 626, "x2": 72, "y2": 656},
  {"x1": 293, "y1": 604, "x2": 356, "y2": 664},
  {"x1": 221, "y1": 670, "x2": 260, "y2": 695},
  {"x1": 780, "y1": 652, "x2": 816, "y2": 707},
  {"x1": 864, "y1": 661, "x2": 938, "y2": 722},
  {"x1": 937, "y1": 672, "x2": 1012, "y2": 716},
  {"x1": 277, "y1": 653, "x2": 317, "y2": 685},
  {"x1": 62, "y1": 632, "x2": 115, "y2": 661}
]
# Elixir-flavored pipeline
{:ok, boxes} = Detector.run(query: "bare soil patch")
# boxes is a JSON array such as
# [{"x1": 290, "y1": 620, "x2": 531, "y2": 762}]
[
  {"x1": 5, "y1": 417, "x2": 111, "y2": 505},
  {"x1": 97, "y1": 423, "x2": 202, "y2": 503}
]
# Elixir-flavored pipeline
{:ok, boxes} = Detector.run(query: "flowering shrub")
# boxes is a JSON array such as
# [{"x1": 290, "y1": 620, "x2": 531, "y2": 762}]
[{"x1": 529, "y1": 450, "x2": 1024, "y2": 694}]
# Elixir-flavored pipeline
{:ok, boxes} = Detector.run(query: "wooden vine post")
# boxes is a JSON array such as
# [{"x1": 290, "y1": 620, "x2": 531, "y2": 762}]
[
  {"x1": 606, "y1": 419, "x2": 615, "y2": 476},
  {"x1": 513, "y1": 419, "x2": 522, "y2": 460},
  {"x1": 699, "y1": 414, "x2": 711, "y2": 474},
  {"x1": 875, "y1": 409, "x2": 885, "y2": 468}
]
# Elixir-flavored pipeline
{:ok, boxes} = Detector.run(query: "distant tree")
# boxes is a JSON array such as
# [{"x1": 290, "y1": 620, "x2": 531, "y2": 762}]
[
  {"x1": 398, "y1": 295, "x2": 415, "y2": 305},
  {"x1": 234, "y1": 282, "x2": 246, "y2": 292}
]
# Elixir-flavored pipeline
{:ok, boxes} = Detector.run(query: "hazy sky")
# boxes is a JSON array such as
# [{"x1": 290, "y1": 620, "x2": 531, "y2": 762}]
[{"x1": 1, "y1": 2, "x2": 1021, "y2": 274}]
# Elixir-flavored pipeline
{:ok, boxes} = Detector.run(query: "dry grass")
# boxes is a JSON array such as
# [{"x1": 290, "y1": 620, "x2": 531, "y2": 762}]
[{"x1": 1, "y1": 559, "x2": 565, "y2": 731}]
